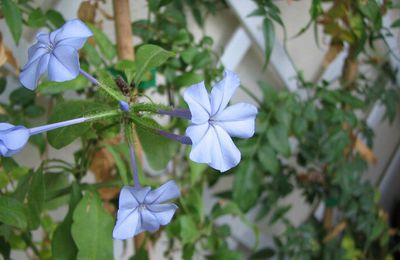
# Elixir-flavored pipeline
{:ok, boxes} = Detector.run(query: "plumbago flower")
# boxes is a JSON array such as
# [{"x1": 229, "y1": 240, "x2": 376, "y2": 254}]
[
  {"x1": 0, "y1": 118, "x2": 87, "y2": 157},
  {"x1": 183, "y1": 70, "x2": 258, "y2": 172},
  {"x1": 19, "y1": 19, "x2": 92, "y2": 90},
  {"x1": 112, "y1": 180, "x2": 180, "y2": 239}
]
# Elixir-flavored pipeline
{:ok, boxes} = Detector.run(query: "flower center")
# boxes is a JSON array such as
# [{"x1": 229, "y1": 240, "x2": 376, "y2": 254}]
[
  {"x1": 138, "y1": 204, "x2": 147, "y2": 211},
  {"x1": 45, "y1": 43, "x2": 55, "y2": 52}
]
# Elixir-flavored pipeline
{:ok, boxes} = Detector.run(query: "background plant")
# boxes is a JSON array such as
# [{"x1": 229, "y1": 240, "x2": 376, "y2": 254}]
[{"x1": 0, "y1": 0, "x2": 399, "y2": 259}]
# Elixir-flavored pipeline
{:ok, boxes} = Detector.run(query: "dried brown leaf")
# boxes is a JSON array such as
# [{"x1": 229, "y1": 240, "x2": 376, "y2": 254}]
[{"x1": 78, "y1": 1, "x2": 97, "y2": 23}]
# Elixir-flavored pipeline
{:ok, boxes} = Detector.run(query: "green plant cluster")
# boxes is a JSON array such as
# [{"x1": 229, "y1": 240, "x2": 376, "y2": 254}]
[{"x1": 0, "y1": 0, "x2": 399, "y2": 259}]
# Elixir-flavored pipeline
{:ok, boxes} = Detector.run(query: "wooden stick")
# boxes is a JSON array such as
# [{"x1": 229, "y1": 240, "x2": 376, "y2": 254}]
[
  {"x1": 112, "y1": 0, "x2": 135, "y2": 60},
  {"x1": 112, "y1": 0, "x2": 148, "y2": 253}
]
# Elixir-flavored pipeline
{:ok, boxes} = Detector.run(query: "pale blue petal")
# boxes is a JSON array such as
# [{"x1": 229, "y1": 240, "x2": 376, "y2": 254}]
[
  {"x1": 188, "y1": 124, "x2": 214, "y2": 165},
  {"x1": 140, "y1": 209, "x2": 160, "y2": 233},
  {"x1": 186, "y1": 123, "x2": 210, "y2": 145},
  {"x1": 183, "y1": 81, "x2": 211, "y2": 124},
  {"x1": 131, "y1": 187, "x2": 151, "y2": 204},
  {"x1": 118, "y1": 187, "x2": 140, "y2": 210},
  {"x1": 209, "y1": 70, "x2": 240, "y2": 116},
  {"x1": 112, "y1": 208, "x2": 139, "y2": 240},
  {"x1": 26, "y1": 43, "x2": 48, "y2": 66},
  {"x1": 0, "y1": 124, "x2": 30, "y2": 157},
  {"x1": 144, "y1": 181, "x2": 180, "y2": 204},
  {"x1": 213, "y1": 103, "x2": 258, "y2": 138},
  {"x1": 189, "y1": 124, "x2": 240, "y2": 172},
  {"x1": 36, "y1": 32, "x2": 51, "y2": 45},
  {"x1": 0, "y1": 123, "x2": 13, "y2": 131},
  {"x1": 54, "y1": 19, "x2": 93, "y2": 48},
  {"x1": 19, "y1": 53, "x2": 50, "y2": 90},
  {"x1": 147, "y1": 204, "x2": 177, "y2": 225},
  {"x1": 48, "y1": 46, "x2": 79, "y2": 82}
]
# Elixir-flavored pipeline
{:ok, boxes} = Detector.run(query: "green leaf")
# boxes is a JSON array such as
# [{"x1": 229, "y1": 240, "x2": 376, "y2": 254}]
[
  {"x1": 2, "y1": 0, "x2": 23, "y2": 45},
  {"x1": 104, "y1": 144, "x2": 129, "y2": 185},
  {"x1": 179, "y1": 215, "x2": 198, "y2": 244},
  {"x1": 96, "y1": 70, "x2": 126, "y2": 101},
  {"x1": 52, "y1": 182, "x2": 81, "y2": 260},
  {"x1": 269, "y1": 204, "x2": 291, "y2": 225},
  {"x1": 25, "y1": 169, "x2": 45, "y2": 229},
  {"x1": 83, "y1": 43, "x2": 103, "y2": 68},
  {"x1": 87, "y1": 24, "x2": 116, "y2": 60},
  {"x1": 10, "y1": 88, "x2": 35, "y2": 107},
  {"x1": 262, "y1": 18, "x2": 275, "y2": 66},
  {"x1": 266, "y1": 124, "x2": 290, "y2": 157},
  {"x1": 0, "y1": 196, "x2": 27, "y2": 229},
  {"x1": 209, "y1": 247, "x2": 243, "y2": 260},
  {"x1": 45, "y1": 10, "x2": 65, "y2": 28},
  {"x1": 27, "y1": 8, "x2": 46, "y2": 27},
  {"x1": 257, "y1": 145, "x2": 280, "y2": 175},
  {"x1": 71, "y1": 191, "x2": 114, "y2": 260},
  {"x1": 136, "y1": 124, "x2": 179, "y2": 171},
  {"x1": 47, "y1": 100, "x2": 108, "y2": 149},
  {"x1": 134, "y1": 44, "x2": 175, "y2": 84},
  {"x1": 391, "y1": 19, "x2": 400, "y2": 28},
  {"x1": 233, "y1": 160, "x2": 260, "y2": 212},
  {"x1": 174, "y1": 72, "x2": 203, "y2": 87},
  {"x1": 0, "y1": 78, "x2": 6, "y2": 94},
  {"x1": 181, "y1": 47, "x2": 198, "y2": 64},
  {"x1": 250, "y1": 247, "x2": 275, "y2": 259}
]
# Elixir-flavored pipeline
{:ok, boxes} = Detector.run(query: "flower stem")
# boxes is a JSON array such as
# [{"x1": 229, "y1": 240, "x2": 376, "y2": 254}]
[
  {"x1": 79, "y1": 68, "x2": 99, "y2": 85},
  {"x1": 129, "y1": 143, "x2": 141, "y2": 189},
  {"x1": 158, "y1": 130, "x2": 192, "y2": 145},
  {"x1": 29, "y1": 117, "x2": 87, "y2": 135},
  {"x1": 158, "y1": 109, "x2": 192, "y2": 120}
]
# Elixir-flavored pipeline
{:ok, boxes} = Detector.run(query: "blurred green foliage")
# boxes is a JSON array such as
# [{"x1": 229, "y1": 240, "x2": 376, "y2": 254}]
[{"x1": 0, "y1": 0, "x2": 399, "y2": 259}]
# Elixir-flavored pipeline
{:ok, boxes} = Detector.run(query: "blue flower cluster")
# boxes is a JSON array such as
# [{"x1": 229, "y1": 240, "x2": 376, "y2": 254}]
[{"x1": 0, "y1": 19, "x2": 257, "y2": 240}]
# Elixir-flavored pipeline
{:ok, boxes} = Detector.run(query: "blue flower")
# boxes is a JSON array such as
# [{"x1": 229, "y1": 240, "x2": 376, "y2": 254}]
[
  {"x1": 113, "y1": 180, "x2": 180, "y2": 240},
  {"x1": 0, "y1": 117, "x2": 87, "y2": 157},
  {"x1": 0, "y1": 123, "x2": 30, "y2": 157},
  {"x1": 19, "y1": 19, "x2": 93, "y2": 90},
  {"x1": 183, "y1": 70, "x2": 258, "y2": 172}
]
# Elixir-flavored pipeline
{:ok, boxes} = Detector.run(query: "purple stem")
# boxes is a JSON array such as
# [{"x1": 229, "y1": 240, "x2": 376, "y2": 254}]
[
  {"x1": 129, "y1": 143, "x2": 141, "y2": 188},
  {"x1": 158, "y1": 130, "x2": 192, "y2": 145},
  {"x1": 79, "y1": 68, "x2": 100, "y2": 86},
  {"x1": 158, "y1": 109, "x2": 192, "y2": 120},
  {"x1": 28, "y1": 117, "x2": 87, "y2": 136}
]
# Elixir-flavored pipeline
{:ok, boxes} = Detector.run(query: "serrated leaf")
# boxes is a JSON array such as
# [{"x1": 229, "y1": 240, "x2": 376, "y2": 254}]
[
  {"x1": 71, "y1": 191, "x2": 114, "y2": 260},
  {"x1": 134, "y1": 44, "x2": 174, "y2": 84},
  {"x1": 2, "y1": 0, "x2": 23, "y2": 45},
  {"x1": 87, "y1": 24, "x2": 116, "y2": 60},
  {"x1": 233, "y1": 160, "x2": 259, "y2": 212},
  {"x1": 0, "y1": 197, "x2": 27, "y2": 229}
]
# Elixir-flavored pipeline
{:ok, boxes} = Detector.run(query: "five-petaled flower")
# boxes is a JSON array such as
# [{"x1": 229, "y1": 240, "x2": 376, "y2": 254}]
[
  {"x1": 19, "y1": 19, "x2": 92, "y2": 90},
  {"x1": 184, "y1": 70, "x2": 258, "y2": 172},
  {"x1": 113, "y1": 180, "x2": 180, "y2": 240},
  {"x1": 0, "y1": 123, "x2": 30, "y2": 157},
  {"x1": 0, "y1": 118, "x2": 86, "y2": 157}
]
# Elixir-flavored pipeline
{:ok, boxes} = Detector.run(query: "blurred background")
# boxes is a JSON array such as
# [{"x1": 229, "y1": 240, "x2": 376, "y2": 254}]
[{"x1": 1, "y1": 0, "x2": 400, "y2": 259}]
